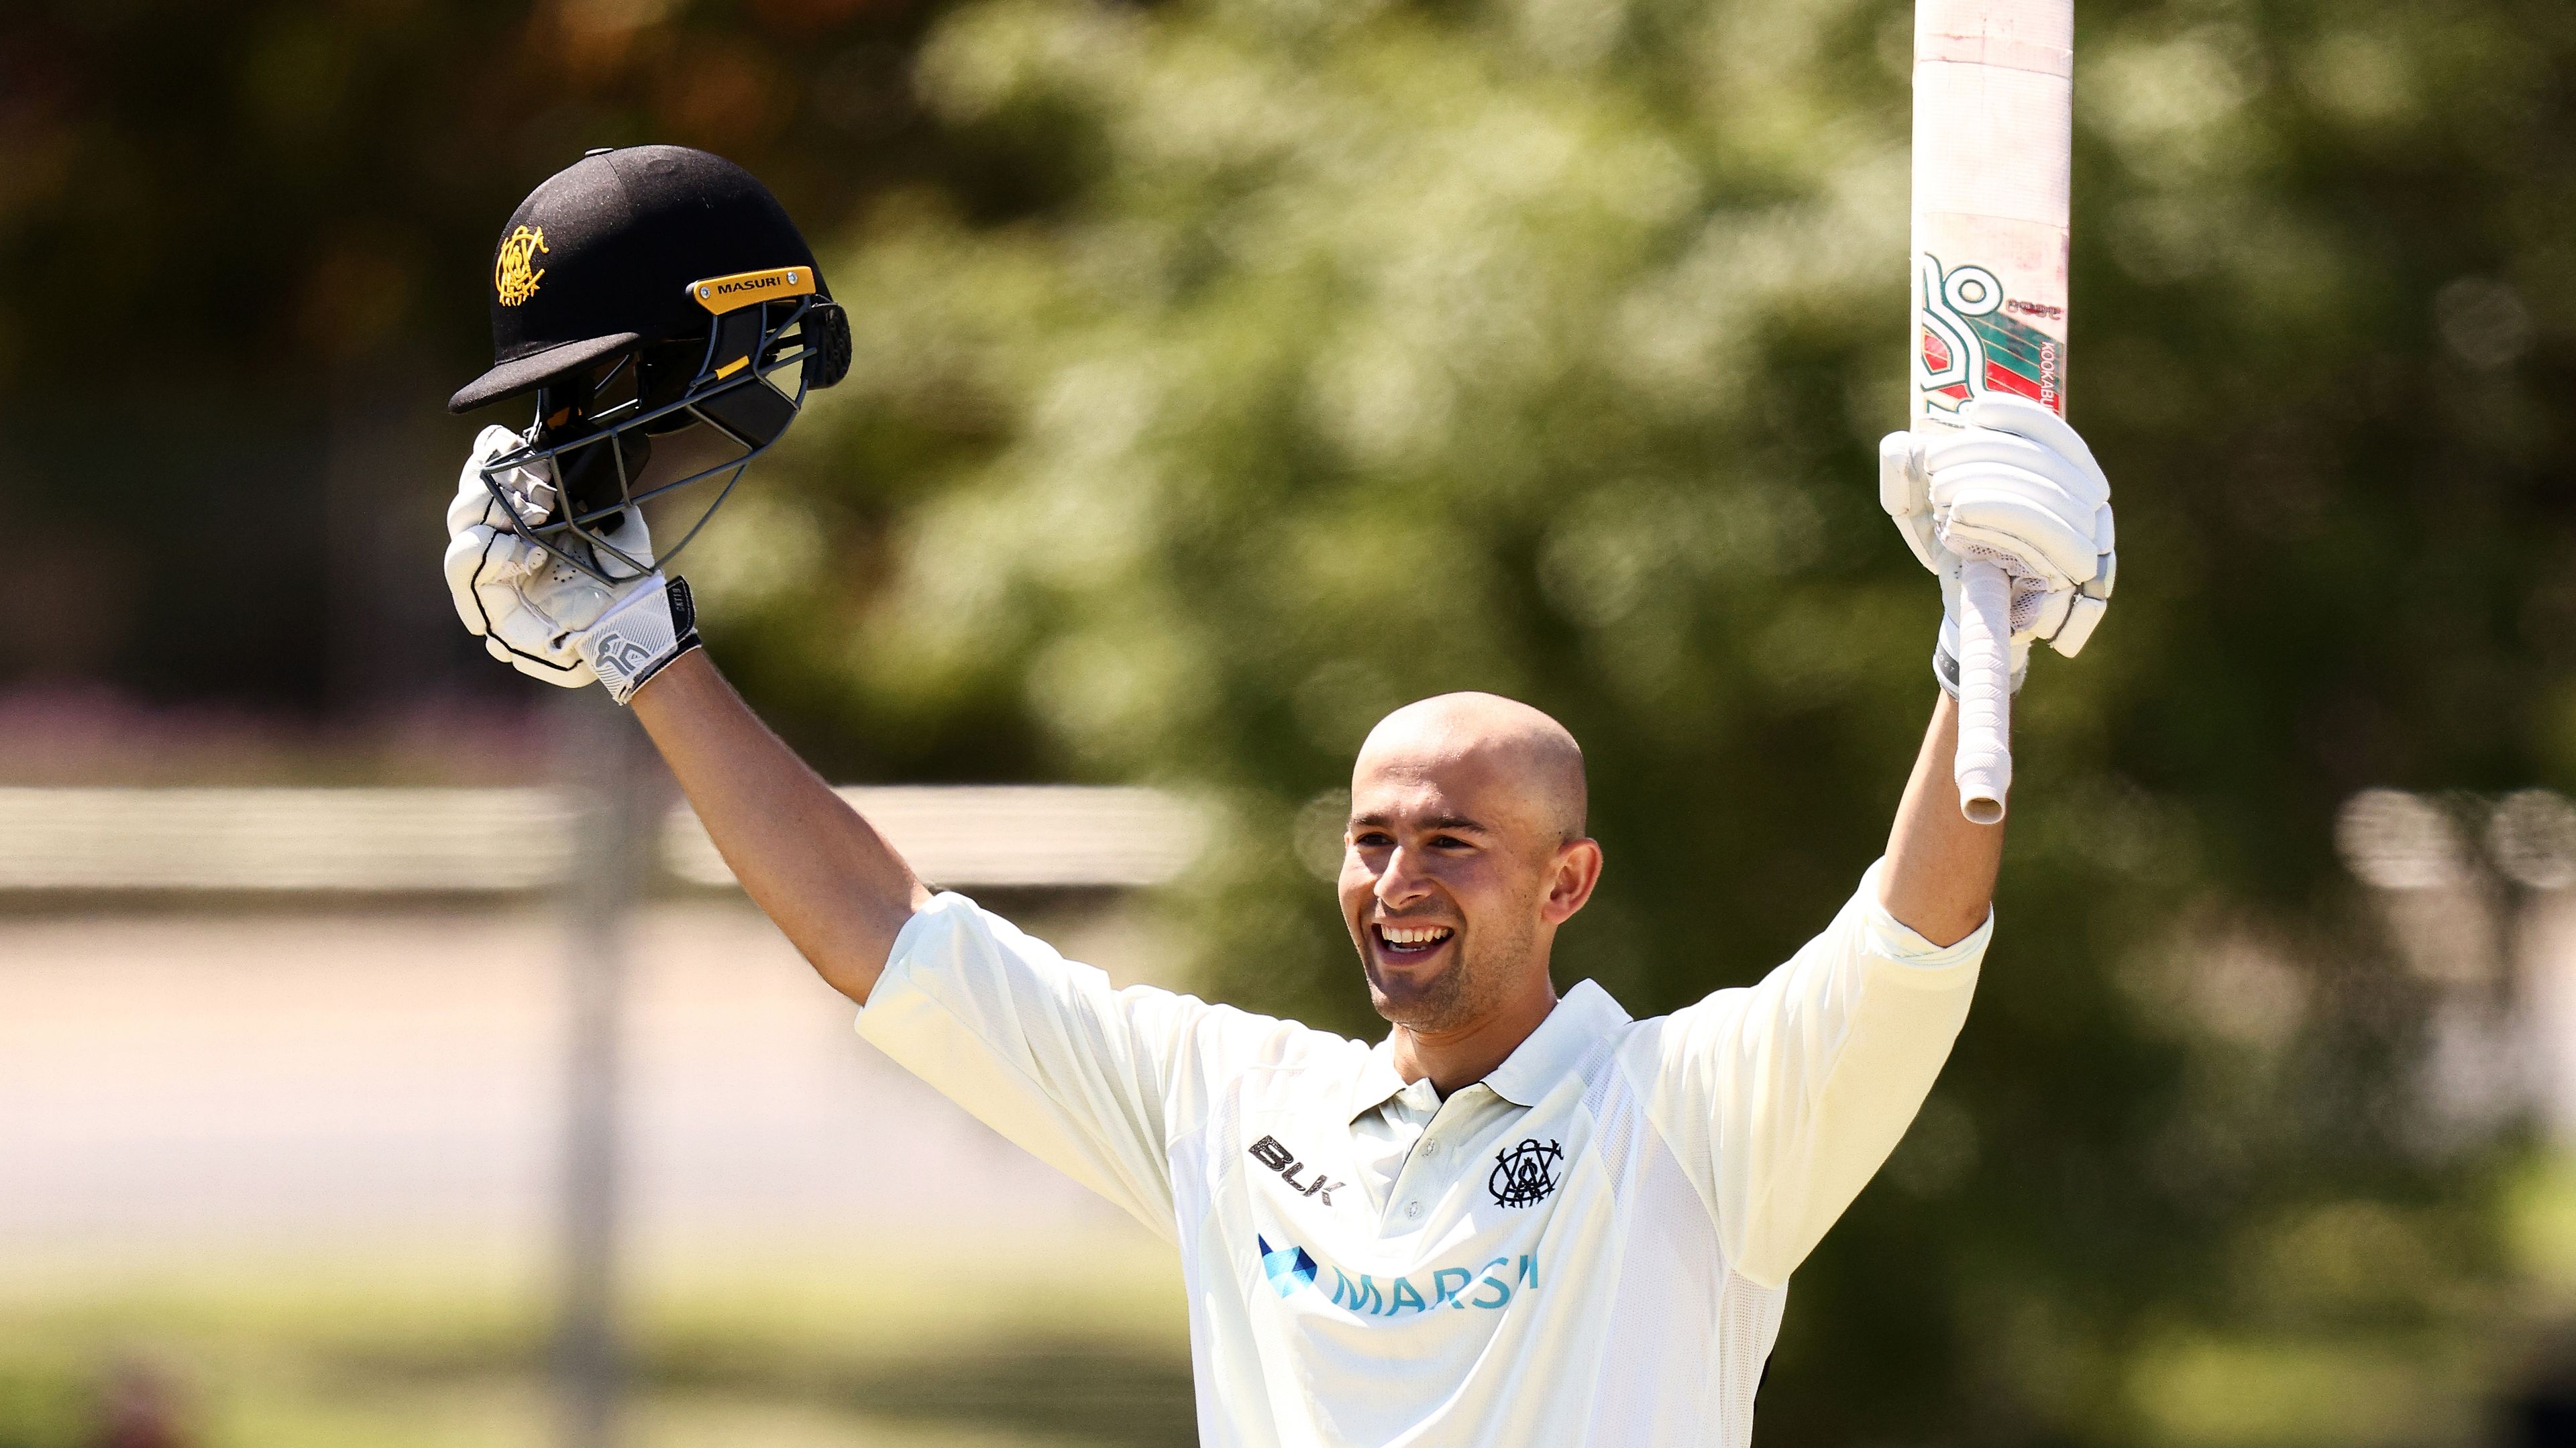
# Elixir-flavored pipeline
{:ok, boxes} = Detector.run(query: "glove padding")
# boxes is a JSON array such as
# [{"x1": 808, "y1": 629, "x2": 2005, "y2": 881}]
[
  {"x1": 442, "y1": 425, "x2": 700, "y2": 705},
  {"x1": 1880, "y1": 396, "x2": 2116, "y2": 693}
]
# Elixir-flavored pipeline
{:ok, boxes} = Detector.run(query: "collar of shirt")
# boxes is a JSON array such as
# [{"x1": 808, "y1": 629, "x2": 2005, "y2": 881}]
[{"x1": 1344, "y1": 978, "x2": 1633, "y2": 1123}]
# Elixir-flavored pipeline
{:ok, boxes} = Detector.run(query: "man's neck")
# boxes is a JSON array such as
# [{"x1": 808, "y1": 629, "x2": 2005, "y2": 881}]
[{"x1": 1391, "y1": 974, "x2": 1560, "y2": 1097}]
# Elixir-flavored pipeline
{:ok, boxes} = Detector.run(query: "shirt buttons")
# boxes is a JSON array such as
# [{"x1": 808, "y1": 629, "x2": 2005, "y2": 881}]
[
  {"x1": 1420, "y1": 1140, "x2": 1440, "y2": 1157},
  {"x1": 1405, "y1": 1201, "x2": 1424, "y2": 1219}
]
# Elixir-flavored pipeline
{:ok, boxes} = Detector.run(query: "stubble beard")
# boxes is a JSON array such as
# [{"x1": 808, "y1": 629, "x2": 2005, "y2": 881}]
[{"x1": 1362, "y1": 912, "x2": 1539, "y2": 1036}]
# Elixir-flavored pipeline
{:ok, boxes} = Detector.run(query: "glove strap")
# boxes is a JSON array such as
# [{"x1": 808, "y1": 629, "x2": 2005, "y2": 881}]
[
  {"x1": 623, "y1": 577, "x2": 702, "y2": 701},
  {"x1": 588, "y1": 576, "x2": 702, "y2": 706}
]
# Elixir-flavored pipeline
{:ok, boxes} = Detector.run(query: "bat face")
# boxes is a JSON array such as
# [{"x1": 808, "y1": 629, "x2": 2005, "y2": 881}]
[
  {"x1": 1910, "y1": 0, "x2": 2074, "y2": 431},
  {"x1": 1909, "y1": 0, "x2": 2075, "y2": 824}
]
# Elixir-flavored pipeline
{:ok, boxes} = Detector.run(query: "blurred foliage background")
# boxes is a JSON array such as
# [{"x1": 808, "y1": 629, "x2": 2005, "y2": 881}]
[{"x1": 8, "y1": 0, "x2": 2576, "y2": 1443}]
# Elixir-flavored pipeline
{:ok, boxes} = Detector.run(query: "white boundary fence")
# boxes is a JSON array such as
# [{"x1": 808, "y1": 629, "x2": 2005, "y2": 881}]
[{"x1": 0, "y1": 785, "x2": 1205, "y2": 893}]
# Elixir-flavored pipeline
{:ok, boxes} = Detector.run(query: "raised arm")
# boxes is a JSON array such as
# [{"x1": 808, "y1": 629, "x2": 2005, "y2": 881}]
[
  {"x1": 1874, "y1": 395, "x2": 2118, "y2": 944},
  {"x1": 1878, "y1": 692, "x2": 2002, "y2": 948},
  {"x1": 630, "y1": 651, "x2": 929, "y2": 1003},
  {"x1": 1642, "y1": 400, "x2": 2119, "y2": 1286},
  {"x1": 445, "y1": 427, "x2": 930, "y2": 1005}
]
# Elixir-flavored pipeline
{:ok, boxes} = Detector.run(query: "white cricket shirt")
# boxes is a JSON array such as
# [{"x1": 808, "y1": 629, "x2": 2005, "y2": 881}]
[{"x1": 856, "y1": 860, "x2": 1986, "y2": 1447}]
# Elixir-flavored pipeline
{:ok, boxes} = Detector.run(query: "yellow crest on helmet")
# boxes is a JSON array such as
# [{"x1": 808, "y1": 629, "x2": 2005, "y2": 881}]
[{"x1": 494, "y1": 225, "x2": 549, "y2": 307}]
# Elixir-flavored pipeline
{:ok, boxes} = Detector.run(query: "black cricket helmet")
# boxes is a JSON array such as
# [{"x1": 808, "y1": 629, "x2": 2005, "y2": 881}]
[{"x1": 448, "y1": 145, "x2": 851, "y2": 583}]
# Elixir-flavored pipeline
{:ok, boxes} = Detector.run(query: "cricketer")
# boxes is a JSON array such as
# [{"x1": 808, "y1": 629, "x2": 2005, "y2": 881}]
[{"x1": 443, "y1": 144, "x2": 2116, "y2": 1446}]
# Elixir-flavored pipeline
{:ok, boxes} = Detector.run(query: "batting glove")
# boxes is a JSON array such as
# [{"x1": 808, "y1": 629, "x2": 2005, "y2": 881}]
[
  {"x1": 442, "y1": 425, "x2": 702, "y2": 705},
  {"x1": 1879, "y1": 396, "x2": 2115, "y2": 695}
]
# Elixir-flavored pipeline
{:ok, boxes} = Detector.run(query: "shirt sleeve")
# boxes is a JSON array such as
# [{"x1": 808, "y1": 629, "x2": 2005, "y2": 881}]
[
  {"x1": 854, "y1": 891, "x2": 1318, "y2": 1239},
  {"x1": 1640, "y1": 858, "x2": 1986, "y2": 1288}
]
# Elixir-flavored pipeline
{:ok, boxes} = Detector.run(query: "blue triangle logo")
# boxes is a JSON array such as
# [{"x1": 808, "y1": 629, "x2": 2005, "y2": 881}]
[{"x1": 1257, "y1": 1235, "x2": 1318, "y2": 1298}]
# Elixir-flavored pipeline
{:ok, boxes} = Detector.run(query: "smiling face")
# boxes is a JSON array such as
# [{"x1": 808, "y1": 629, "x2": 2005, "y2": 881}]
[{"x1": 1338, "y1": 693, "x2": 1603, "y2": 1035}]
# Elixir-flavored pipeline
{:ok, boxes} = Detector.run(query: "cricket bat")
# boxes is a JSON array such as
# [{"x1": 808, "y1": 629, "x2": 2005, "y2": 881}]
[{"x1": 1911, "y1": 0, "x2": 2072, "y2": 824}]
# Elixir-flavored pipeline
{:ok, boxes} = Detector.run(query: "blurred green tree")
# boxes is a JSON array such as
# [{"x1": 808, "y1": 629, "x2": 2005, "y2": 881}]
[{"x1": 715, "y1": 0, "x2": 2576, "y2": 1439}]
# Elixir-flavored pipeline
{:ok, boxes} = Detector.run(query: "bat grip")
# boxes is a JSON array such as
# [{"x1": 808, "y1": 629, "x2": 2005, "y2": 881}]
[{"x1": 1953, "y1": 557, "x2": 2012, "y2": 824}]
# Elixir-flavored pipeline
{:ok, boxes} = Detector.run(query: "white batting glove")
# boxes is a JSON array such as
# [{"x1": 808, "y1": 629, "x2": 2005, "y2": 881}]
[
  {"x1": 1880, "y1": 396, "x2": 2116, "y2": 695},
  {"x1": 442, "y1": 425, "x2": 701, "y2": 705}
]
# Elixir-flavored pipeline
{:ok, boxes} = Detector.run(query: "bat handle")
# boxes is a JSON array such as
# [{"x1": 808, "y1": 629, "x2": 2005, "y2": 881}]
[{"x1": 1953, "y1": 557, "x2": 2012, "y2": 824}]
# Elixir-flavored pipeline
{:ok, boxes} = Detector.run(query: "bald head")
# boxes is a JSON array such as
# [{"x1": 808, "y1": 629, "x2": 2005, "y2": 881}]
[
  {"x1": 1354, "y1": 692, "x2": 1587, "y2": 846},
  {"x1": 1340, "y1": 693, "x2": 1598, "y2": 1040}
]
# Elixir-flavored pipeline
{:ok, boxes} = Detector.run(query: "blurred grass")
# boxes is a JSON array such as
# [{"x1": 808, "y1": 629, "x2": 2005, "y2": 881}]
[
  {"x1": 2112, "y1": 1150, "x2": 2576, "y2": 1448},
  {"x1": 2510, "y1": 1152, "x2": 2576, "y2": 1300},
  {"x1": 0, "y1": 1239, "x2": 1192, "y2": 1448},
  {"x1": 2125, "y1": 1333, "x2": 2480, "y2": 1448}
]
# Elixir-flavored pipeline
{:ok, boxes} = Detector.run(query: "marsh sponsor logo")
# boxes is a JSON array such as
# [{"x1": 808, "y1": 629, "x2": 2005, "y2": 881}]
[
  {"x1": 1255, "y1": 1237, "x2": 1540, "y2": 1317},
  {"x1": 1257, "y1": 1236, "x2": 1317, "y2": 1298}
]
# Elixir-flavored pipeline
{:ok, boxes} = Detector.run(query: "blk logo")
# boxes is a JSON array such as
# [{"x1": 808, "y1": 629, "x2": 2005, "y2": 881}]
[
  {"x1": 1489, "y1": 1137, "x2": 1564, "y2": 1207},
  {"x1": 1248, "y1": 1135, "x2": 1340, "y2": 1206}
]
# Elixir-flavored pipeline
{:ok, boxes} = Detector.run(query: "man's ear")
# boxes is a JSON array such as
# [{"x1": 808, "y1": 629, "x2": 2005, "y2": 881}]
[{"x1": 1542, "y1": 838, "x2": 1604, "y2": 925}]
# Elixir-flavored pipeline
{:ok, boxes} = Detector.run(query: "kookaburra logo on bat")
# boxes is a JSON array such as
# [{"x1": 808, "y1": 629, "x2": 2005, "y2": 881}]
[
  {"x1": 1916, "y1": 253, "x2": 2063, "y2": 419},
  {"x1": 1915, "y1": 253, "x2": 1994, "y2": 418},
  {"x1": 495, "y1": 225, "x2": 549, "y2": 307}
]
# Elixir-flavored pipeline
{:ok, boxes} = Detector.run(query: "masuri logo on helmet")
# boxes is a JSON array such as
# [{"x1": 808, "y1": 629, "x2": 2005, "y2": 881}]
[{"x1": 691, "y1": 267, "x2": 813, "y2": 313}]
